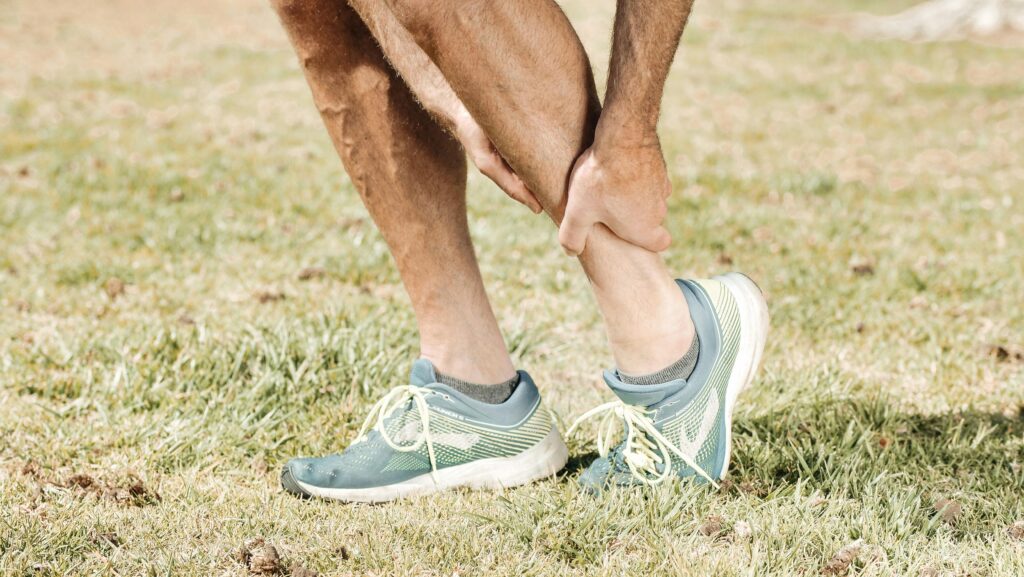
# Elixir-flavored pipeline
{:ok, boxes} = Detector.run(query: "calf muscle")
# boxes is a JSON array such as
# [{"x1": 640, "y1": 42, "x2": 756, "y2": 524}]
[
  {"x1": 382, "y1": 0, "x2": 696, "y2": 374},
  {"x1": 271, "y1": 0, "x2": 516, "y2": 384}
]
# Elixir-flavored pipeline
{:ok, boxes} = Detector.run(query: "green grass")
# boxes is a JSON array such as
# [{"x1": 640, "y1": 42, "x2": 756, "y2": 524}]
[{"x1": 2, "y1": 0, "x2": 1023, "y2": 575}]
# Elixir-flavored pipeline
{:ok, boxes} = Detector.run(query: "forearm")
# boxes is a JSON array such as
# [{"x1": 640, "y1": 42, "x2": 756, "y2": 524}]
[
  {"x1": 600, "y1": 0, "x2": 695, "y2": 145},
  {"x1": 347, "y1": 0, "x2": 467, "y2": 133}
]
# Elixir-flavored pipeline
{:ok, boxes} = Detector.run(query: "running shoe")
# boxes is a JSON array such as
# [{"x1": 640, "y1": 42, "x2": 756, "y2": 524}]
[
  {"x1": 281, "y1": 359, "x2": 568, "y2": 502},
  {"x1": 572, "y1": 273, "x2": 769, "y2": 491}
]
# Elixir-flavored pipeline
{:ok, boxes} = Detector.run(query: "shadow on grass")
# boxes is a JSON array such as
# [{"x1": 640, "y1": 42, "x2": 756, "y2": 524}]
[
  {"x1": 729, "y1": 395, "x2": 1024, "y2": 509},
  {"x1": 562, "y1": 449, "x2": 599, "y2": 478},
  {"x1": 562, "y1": 396, "x2": 1022, "y2": 496}
]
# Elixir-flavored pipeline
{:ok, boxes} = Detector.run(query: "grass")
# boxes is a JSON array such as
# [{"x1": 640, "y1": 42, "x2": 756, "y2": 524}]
[{"x1": 2, "y1": 0, "x2": 1023, "y2": 575}]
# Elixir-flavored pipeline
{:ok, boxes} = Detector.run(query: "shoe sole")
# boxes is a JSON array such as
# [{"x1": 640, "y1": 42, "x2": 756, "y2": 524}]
[
  {"x1": 715, "y1": 272, "x2": 770, "y2": 480},
  {"x1": 284, "y1": 426, "x2": 569, "y2": 503}
]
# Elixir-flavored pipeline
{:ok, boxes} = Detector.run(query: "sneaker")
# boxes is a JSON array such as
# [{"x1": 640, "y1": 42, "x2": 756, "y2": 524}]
[
  {"x1": 281, "y1": 359, "x2": 568, "y2": 503},
  {"x1": 571, "y1": 273, "x2": 769, "y2": 491}
]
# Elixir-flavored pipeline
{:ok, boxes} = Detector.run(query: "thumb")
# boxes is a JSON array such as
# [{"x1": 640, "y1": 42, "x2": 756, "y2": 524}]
[{"x1": 558, "y1": 203, "x2": 596, "y2": 257}]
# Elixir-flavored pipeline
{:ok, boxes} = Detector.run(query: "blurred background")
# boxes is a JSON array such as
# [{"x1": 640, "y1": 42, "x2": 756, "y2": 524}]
[{"x1": 2, "y1": 0, "x2": 1023, "y2": 575}]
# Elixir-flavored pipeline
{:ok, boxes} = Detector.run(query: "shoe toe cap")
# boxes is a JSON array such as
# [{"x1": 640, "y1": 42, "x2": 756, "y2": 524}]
[
  {"x1": 280, "y1": 462, "x2": 313, "y2": 499},
  {"x1": 282, "y1": 454, "x2": 343, "y2": 497},
  {"x1": 280, "y1": 456, "x2": 345, "y2": 498},
  {"x1": 577, "y1": 457, "x2": 614, "y2": 495}
]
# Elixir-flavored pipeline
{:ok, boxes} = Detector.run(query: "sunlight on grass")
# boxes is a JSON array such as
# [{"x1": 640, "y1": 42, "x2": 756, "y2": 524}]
[{"x1": 1, "y1": 0, "x2": 1022, "y2": 575}]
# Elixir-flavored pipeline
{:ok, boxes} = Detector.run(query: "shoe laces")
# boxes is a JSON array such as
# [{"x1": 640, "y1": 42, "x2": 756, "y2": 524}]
[
  {"x1": 354, "y1": 384, "x2": 442, "y2": 483},
  {"x1": 567, "y1": 399, "x2": 718, "y2": 487}
]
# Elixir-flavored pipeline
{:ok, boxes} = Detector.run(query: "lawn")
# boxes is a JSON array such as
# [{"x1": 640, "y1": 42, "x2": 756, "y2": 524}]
[{"x1": 2, "y1": 0, "x2": 1023, "y2": 575}]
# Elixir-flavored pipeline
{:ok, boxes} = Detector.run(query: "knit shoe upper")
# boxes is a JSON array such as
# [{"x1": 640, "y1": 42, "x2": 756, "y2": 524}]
[
  {"x1": 282, "y1": 359, "x2": 566, "y2": 502},
  {"x1": 575, "y1": 275, "x2": 768, "y2": 492}
]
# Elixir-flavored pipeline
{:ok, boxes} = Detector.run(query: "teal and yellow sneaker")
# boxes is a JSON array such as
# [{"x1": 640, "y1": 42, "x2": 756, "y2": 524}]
[
  {"x1": 281, "y1": 359, "x2": 568, "y2": 503},
  {"x1": 571, "y1": 273, "x2": 769, "y2": 491}
]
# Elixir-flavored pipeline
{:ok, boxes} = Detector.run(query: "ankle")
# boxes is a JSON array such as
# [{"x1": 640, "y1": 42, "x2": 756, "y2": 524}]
[
  {"x1": 609, "y1": 320, "x2": 695, "y2": 375},
  {"x1": 603, "y1": 282, "x2": 696, "y2": 375},
  {"x1": 418, "y1": 342, "x2": 516, "y2": 385}
]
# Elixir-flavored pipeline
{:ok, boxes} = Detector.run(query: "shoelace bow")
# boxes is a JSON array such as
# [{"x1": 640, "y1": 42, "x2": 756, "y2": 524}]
[
  {"x1": 353, "y1": 385, "x2": 441, "y2": 483},
  {"x1": 567, "y1": 399, "x2": 718, "y2": 488}
]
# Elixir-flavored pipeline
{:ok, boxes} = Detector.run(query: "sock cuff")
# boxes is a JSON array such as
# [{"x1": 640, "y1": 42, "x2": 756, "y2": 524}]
[
  {"x1": 617, "y1": 334, "x2": 700, "y2": 386},
  {"x1": 435, "y1": 371, "x2": 520, "y2": 404}
]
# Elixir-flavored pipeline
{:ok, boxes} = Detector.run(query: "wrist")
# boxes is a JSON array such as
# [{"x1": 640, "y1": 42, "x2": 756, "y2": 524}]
[
  {"x1": 593, "y1": 122, "x2": 661, "y2": 159},
  {"x1": 594, "y1": 109, "x2": 659, "y2": 150}
]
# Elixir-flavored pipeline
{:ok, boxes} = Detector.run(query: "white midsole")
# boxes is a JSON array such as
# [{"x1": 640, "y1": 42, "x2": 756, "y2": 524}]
[
  {"x1": 715, "y1": 272, "x2": 770, "y2": 479},
  {"x1": 295, "y1": 426, "x2": 569, "y2": 503}
]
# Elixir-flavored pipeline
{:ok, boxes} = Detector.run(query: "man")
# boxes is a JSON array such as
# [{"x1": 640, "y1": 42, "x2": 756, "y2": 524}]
[{"x1": 271, "y1": 0, "x2": 769, "y2": 502}]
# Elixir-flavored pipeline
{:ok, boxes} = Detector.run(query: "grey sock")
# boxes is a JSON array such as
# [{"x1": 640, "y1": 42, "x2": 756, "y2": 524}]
[
  {"x1": 617, "y1": 334, "x2": 700, "y2": 385},
  {"x1": 435, "y1": 371, "x2": 520, "y2": 404}
]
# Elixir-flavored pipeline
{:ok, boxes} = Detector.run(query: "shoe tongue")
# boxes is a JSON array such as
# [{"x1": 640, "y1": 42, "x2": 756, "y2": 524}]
[
  {"x1": 409, "y1": 358, "x2": 439, "y2": 387},
  {"x1": 603, "y1": 369, "x2": 686, "y2": 406}
]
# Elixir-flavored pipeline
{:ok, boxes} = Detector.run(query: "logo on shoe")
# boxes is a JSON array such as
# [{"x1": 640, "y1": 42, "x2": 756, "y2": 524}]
[
  {"x1": 676, "y1": 394, "x2": 719, "y2": 459},
  {"x1": 392, "y1": 421, "x2": 481, "y2": 450}
]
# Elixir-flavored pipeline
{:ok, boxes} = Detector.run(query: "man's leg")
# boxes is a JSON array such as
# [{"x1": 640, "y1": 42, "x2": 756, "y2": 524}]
[
  {"x1": 272, "y1": 1, "x2": 570, "y2": 503},
  {"x1": 270, "y1": 0, "x2": 514, "y2": 385},
  {"x1": 379, "y1": 1, "x2": 771, "y2": 491},
  {"x1": 375, "y1": 0, "x2": 695, "y2": 376}
]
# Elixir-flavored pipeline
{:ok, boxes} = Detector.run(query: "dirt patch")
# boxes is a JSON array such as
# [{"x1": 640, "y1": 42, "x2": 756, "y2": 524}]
[
  {"x1": 821, "y1": 539, "x2": 864, "y2": 576},
  {"x1": 104, "y1": 277, "x2": 126, "y2": 300},
  {"x1": 849, "y1": 257, "x2": 875, "y2": 277},
  {"x1": 718, "y1": 478, "x2": 768, "y2": 497},
  {"x1": 107, "y1": 475, "x2": 162, "y2": 506},
  {"x1": 1008, "y1": 520, "x2": 1024, "y2": 540},
  {"x1": 62, "y1": 472, "x2": 161, "y2": 506},
  {"x1": 984, "y1": 343, "x2": 1024, "y2": 363},
  {"x1": 236, "y1": 539, "x2": 282, "y2": 574},
  {"x1": 66, "y1": 473, "x2": 97, "y2": 490},
  {"x1": 255, "y1": 289, "x2": 286, "y2": 303},
  {"x1": 698, "y1": 515, "x2": 727, "y2": 539},
  {"x1": 234, "y1": 539, "x2": 324, "y2": 576},
  {"x1": 11, "y1": 464, "x2": 161, "y2": 508},
  {"x1": 20, "y1": 461, "x2": 43, "y2": 478},
  {"x1": 92, "y1": 531, "x2": 122, "y2": 548},
  {"x1": 933, "y1": 498, "x2": 962, "y2": 525},
  {"x1": 289, "y1": 564, "x2": 319, "y2": 577},
  {"x1": 296, "y1": 267, "x2": 326, "y2": 281}
]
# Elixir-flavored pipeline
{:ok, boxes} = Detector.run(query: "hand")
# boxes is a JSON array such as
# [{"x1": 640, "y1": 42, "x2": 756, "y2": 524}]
[
  {"x1": 558, "y1": 139, "x2": 672, "y2": 256},
  {"x1": 453, "y1": 109, "x2": 542, "y2": 214}
]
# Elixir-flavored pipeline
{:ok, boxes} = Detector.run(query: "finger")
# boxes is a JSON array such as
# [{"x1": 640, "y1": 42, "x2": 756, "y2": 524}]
[
  {"x1": 499, "y1": 158, "x2": 543, "y2": 214},
  {"x1": 502, "y1": 176, "x2": 542, "y2": 214},
  {"x1": 558, "y1": 202, "x2": 595, "y2": 257},
  {"x1": 480, "y1": 159, "x2": 543, "y2": 214}
]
